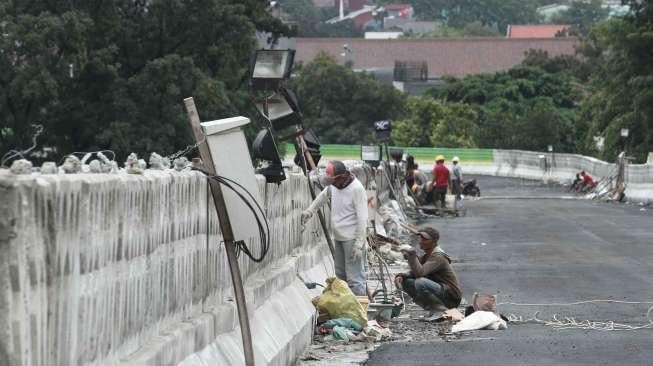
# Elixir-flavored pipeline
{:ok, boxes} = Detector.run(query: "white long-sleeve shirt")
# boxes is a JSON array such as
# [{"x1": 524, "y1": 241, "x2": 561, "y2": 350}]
[{"x1": 307, "y1": 178, "x2": 368, "y2": 241}]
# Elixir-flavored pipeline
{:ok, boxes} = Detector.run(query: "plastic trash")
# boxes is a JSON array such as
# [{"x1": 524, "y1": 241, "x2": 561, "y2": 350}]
[
  {"x1": 324, "y1": 318, "x2": 363, "y2": 332},
  {"x1": 451, "y1": 311, "x2": 507, "y2": 333},
  {"x1": 332, "y1": 325, "x2": 355, "y2": 341},
  {"x1": 312, "y1": 277, "x2": 368, "y2": 326}
]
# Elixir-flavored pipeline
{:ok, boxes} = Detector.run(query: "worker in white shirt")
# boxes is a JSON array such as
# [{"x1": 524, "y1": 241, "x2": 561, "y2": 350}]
[{"x1": 301, "y1": 160, "x2": 368, "y2": 296}]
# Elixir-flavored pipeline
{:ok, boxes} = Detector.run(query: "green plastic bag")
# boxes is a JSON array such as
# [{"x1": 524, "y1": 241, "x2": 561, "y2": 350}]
[
  {"x1": 325, "y1": 318, "x2": 363, "y2": 332},
  {"x1": 312, "y1": 277, "x2": 368, "y2": 326}
]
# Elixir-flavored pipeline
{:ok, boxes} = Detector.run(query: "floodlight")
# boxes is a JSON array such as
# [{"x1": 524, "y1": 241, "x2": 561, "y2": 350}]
[
  {"x1": 255, "y1": 88, "x2": 302, "y2": 129},
  {"x1": 252, "y1": 128, "x2": 286, "y2": 183},
  {"x1": 388, "y1": 147, "x2": 404, "y2": 163},
  {"x1": 294, "y1": 128, "x2": 321, "y2": 170},
  {"x1": 374, "y1": 120, "x2": 392, "y2": 141},
  {"x1": 250, "y1": 49, "x2": 295, "y2": 90}
]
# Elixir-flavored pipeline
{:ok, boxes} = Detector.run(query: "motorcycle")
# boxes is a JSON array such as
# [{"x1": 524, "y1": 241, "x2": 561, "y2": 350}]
[{"x1": 462, "y1": 179, "x2": 481, "y2": 197}]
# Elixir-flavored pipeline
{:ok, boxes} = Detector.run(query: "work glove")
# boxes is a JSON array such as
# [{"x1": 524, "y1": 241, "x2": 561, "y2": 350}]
[
  {"x1": 300, "y1": 210, "x2": 313, "y2": 232},
  {"x1": 350, "y1": 237, "x2": 367, "y2": 261}
]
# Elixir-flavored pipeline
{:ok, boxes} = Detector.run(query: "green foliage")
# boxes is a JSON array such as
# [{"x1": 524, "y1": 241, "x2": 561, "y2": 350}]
[
  {"x1": 408, "y1": 0, "x2": 541, "y2": 33},
  {"x1": 549, "y1": 0, "x2": 609, "y2": 35},
  {"x1": 429, "y1": 65, "x2": 580, "y2": 152},
  {"x1": 291, "y1": 54, "x2": 405, "y2": 144},
  {"x1": 281, "y1": 0, "x2": 362, "y2": 37},
  {"x1": 392, "y1": 98, "x2": 478, "y2": 148},
  {"x1": 407, "y1": 21, "x2": 501, "y2": 38},
  {"x1": 580, "y1": 1, "x2": 653, "y2": 162},
  {"x1": 0, "y1": 0, "x2": 289, "y2": 160}
]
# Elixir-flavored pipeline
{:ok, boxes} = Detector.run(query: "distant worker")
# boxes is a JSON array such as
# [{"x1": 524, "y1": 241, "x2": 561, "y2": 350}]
[
  {"x1": 394, "y1": 227, "x2": 462, "y2": 312},
  {"x1": 451, "y1": 156, "x2": 463, "y2": 210},
  {"x1": 431, "y1": 155, "x2": 450, "y2": 209},
  {"x1": 580, "y1": 171, "x2": 596, "y2": 192},
  {"x1": 301, "y1": 160, "x2": 368, "y2": 296},
  {"x1": 570, "y1": 173, "x2": 582, "y2": 192},
  {"x1": 405, "y1": 155, "x2": 418, "y2": 194}
]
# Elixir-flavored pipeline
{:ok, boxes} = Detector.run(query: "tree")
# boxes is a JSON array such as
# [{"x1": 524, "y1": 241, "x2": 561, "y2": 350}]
[
  {"x1": 291, "y1": 54, "x2": 405, "y2": 144},
  {"x1": 408, "y1": 0, "x2": 541, "y2": 33},
  {"x1": 392, "y1": 97, "x2": 478, "y2": 148},
  {"x1": 580, "y1": 1, "x2": 653, "y2": 162},
  {"x1": 429, "y1": 64, "x2": 581, "y2": 152},
  {"x1": 1, "y1": 0, "x2": 290, "y2": 161},
  {"x1": 281, "y1": 0, "x2": 362, "y2": 37},
  {"x1": 550, "y1": 0, "x2": 609, "y2": 36}
]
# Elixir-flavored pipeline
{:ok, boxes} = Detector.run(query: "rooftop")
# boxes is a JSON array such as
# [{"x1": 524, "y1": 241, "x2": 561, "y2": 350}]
[
  {"x1": 295, "y1": 37, "x2": 578, "y2": 77},
  {"x1": 506, "y1": 24, "x2": 571, "y2": 38}
]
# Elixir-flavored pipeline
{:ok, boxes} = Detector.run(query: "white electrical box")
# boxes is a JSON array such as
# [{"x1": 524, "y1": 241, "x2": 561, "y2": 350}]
[{"x1": 201, "y1": 116, "x2": 265, "y2": 243}]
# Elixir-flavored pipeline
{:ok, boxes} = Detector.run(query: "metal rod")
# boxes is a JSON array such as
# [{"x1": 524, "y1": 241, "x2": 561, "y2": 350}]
[
  {"x1": 296, "y1": 132, "x2": 336, "y2": 260},
  {"x1": 184, "y1": 97, "x2": 255, "y2": 366}
]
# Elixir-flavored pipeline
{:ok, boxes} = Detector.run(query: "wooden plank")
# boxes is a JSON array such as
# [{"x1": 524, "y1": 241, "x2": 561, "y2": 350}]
[{"x1": 183, "y1": 97, "x2": 255, "y2": 366}]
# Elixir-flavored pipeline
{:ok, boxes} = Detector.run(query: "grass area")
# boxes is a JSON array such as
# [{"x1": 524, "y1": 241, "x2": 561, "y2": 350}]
[{"x1": 284, "y1": 144, "x2": 494, "y2": 163}]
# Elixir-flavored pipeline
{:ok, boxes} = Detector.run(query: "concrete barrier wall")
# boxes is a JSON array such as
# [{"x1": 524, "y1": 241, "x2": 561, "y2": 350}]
[
  {"x1": 461, "y1": 149, "x2": 653, "y2": 203},
  {"x1": 0, "y1": 170, "x2": 334, "y2": 366}
]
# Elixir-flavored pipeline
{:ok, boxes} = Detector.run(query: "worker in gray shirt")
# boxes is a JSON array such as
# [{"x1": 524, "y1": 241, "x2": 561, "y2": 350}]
[{"x1": 451, "y1": 156, "x2": 463, "y2": 210}]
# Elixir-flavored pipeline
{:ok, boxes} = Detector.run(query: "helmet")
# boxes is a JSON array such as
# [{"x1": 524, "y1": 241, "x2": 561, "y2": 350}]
[
  {"x1": 452, "y1": 156, "x2": 459, "y2": 163},
  {"x1": 435, "y1": 155, "x2": 445, "y2": 162}
]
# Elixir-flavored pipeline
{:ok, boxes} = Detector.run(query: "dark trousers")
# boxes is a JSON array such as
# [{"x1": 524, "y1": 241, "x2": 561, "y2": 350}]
[
  {"x1": 433, "y1": 187, "x2": 447, "y2": 208},
  {"x1": 402, "y1": 277, "x2": 449, "y2": 311}
]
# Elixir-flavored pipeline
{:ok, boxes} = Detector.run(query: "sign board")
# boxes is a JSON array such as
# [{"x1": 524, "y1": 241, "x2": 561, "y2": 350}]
[{"x1": 361, "y1": 145, "x2": 382, "y2": 162}]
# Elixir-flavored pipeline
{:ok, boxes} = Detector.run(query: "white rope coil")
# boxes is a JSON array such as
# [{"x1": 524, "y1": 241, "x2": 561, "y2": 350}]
[{"x1": 501, "y1": 299, "x2": 653, "y2": 331}]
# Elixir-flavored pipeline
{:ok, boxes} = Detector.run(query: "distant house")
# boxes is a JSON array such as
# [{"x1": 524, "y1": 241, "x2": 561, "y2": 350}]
[
  {"x1": 506, "y1": 24, "x2": 571, "y2": 38},
  {"x1": 384, "y1": 19, "x2": 438, "y2": 34},
  {"x1": 326, "y1": 5, "x2": 378, "y2": 29},
  {"x1": 537, "y1": 1, "x2": 630, "y2": 21},
  {"x1": 383, "y1": 3, "x2": 413, "y2": 20}
]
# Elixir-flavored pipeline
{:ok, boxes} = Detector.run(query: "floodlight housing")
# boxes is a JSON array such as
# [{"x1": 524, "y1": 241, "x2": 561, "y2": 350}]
[
  {"x1": 252, "y1": 128, "x2": 286, "y2": 183},
  {"x1": 388, "y1": 147, "x2": 404, "y2": 163},
  {"x1": 250, "y1": 49, "x2": 295, "y2": 90},
  {"x1": 255, "y1": 88, "x2": 302, "y2": 129}
]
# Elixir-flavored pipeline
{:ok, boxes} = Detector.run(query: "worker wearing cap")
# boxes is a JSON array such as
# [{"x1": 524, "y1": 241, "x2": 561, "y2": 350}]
[
  {"x1": 451, "y1": 156, "x2": 463, "y2": 210},
  {"x1": 301, "y1": 160, "x2": 368, "y2": 296},
  {"x1": 431, "y1": 155, "x2": 450, "y2": 209},
  {"x1": 394, "y1": 227, "x2": 462, "y2": 311}
]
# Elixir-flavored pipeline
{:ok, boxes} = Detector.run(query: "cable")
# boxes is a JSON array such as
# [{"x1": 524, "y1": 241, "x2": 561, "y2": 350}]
[
  {"x1": 192, "y1": 167, "x2": 270, "y2": 263},
  {"x1": 1, "y1": 124, "x2": 44, "y2": 167},
  {"x1": 500, "y1": 299, "x2": 653, "y2": 331}
]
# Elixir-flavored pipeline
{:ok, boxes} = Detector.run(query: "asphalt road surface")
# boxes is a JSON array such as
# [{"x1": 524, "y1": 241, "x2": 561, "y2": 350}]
[{"x1": 367, "y1": 175, "x2": 653, "y2": 366}]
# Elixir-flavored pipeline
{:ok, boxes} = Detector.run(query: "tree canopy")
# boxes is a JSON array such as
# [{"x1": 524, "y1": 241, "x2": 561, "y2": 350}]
[
  {"x1": 291, "y1": 54, "x2": 405, "y2": 144},
  {"x1": 407, "y1": 0, "x2": 541, "y2": 33},
  {"x1": 0, "y1": 0, "x2": 288, "y2": 160},
  {"x1": 580, "y1": 0, "x2": 653, "y2": 162}
]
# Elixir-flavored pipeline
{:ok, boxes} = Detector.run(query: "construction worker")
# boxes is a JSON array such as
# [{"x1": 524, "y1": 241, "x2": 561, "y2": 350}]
[
  {"x1": 580, "y1": 171, "x2": 596, "y2": 192},
  {"x1": 301, "y1": 160, "x2": 368, "y2": 296},
  {"x1": 451, "y1": 156, "x2": 463, "y2": 210},
  {"x1": 394, "y1": 227, "x2": 462, "y2": 312},
  {"x1": 431, "y1": 155, "x2": 450, "y2": 209}
]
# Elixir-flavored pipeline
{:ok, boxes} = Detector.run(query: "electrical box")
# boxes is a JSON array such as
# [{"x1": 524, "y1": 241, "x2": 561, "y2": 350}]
[{"x1": 201, "y1": 116, "x2": 265, "y2": 243}]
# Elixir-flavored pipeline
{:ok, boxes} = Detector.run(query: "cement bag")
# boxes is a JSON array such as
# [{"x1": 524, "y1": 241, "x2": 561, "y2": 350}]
[{"x1": 312, "y1": 277, "x2": 367, "y2": 326}]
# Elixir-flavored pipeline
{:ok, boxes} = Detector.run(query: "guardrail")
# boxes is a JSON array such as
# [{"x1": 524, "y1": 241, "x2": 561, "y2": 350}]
[{"x1": 284, "y1": 144, "x2": 494, "y2": 163}]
